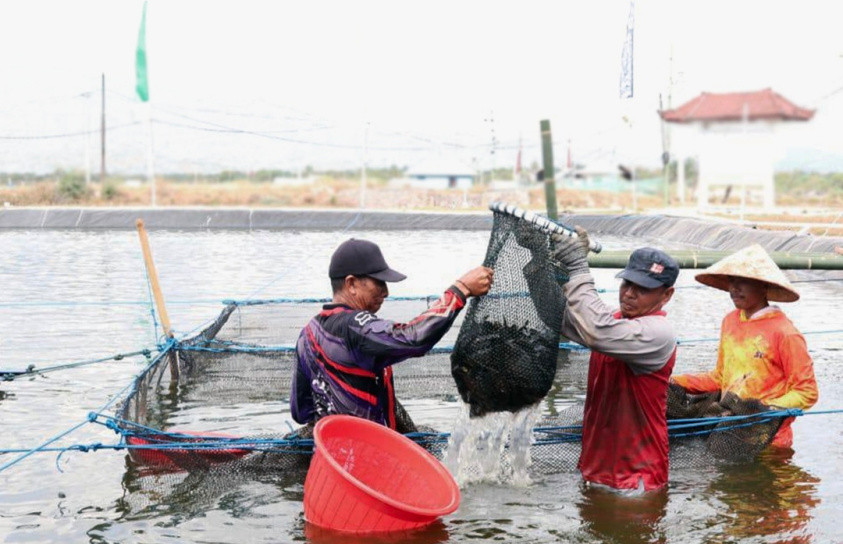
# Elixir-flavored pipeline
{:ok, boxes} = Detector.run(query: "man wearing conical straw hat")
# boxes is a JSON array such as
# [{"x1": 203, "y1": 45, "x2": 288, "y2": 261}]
[{"x1": 672, "y1": 244, "x2": 818, "y2": 449}]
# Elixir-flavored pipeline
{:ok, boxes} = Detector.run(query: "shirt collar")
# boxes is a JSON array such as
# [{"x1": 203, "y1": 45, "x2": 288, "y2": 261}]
[{"x1": 739, "y1": 305, "x2": 780, "y2": 321}]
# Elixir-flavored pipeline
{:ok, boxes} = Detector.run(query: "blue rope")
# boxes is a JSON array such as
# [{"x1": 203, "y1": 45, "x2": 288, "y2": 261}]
[
  {"x1": 3, "y1": 277, "x2": 841, "y2": 310},
  {"x1": 2, "y1": 328, "x2": 837, "y2": 384},
  {"x1": 9, "y1": 407, "x2": 843, "y2": 462},
  {"x1": 224, "y1": 290, "x2": 603, "y2": 307},
  {"x1": 0, "y1": 419, "x2": 93, "y2": 473},
  {"x1": 53, "y1": 344, "x2": 177, "y2": 473},
  {"x1": 0, "y1": 299, "x2": 224, "y2": 308},
  {"x1": 797, "y1": 408, "x2": 843, "y2": 416},
  {"x1": 176, "y1": 340, "x2": 591, "y2": 353},
  {"x1": 0, "y1": 345, "x2": 175, "y2": 475},
  {"x1": 176, "y1": 329, "x2": 843, "y2": 354},
  {"x1": 141, "y1": 263, "x2": 160, "y2": 347},
  {"x1": 1, "y1": 348, "x2": 155, "y2": 381}
]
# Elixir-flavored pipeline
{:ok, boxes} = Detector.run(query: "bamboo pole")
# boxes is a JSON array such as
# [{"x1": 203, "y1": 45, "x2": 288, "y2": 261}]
[
  {"x1": 588, "y1": 250, "x2": 843, "y2": 270},
  {"x1": 136, "y1": 219, "x2": 179, "y2": 379},
  {"x1": 540, "y1": 120, "x2": 558, "y2": 221}
]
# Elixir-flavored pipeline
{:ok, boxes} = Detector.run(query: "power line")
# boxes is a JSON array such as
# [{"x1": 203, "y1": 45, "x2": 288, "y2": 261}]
[{"x1": 0, "y1": 122, "x2": 140, "y2": 141}]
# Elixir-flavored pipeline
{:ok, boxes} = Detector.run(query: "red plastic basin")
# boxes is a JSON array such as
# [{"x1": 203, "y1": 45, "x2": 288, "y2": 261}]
[{"x1": 304, "y1": 415, "x2": 460, "y2": 533}]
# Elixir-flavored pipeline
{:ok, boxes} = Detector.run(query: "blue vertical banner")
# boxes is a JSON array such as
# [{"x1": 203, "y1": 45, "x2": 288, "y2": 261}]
[{"x1": 619, "y1": 0, "x2": 634, "y2": 99}]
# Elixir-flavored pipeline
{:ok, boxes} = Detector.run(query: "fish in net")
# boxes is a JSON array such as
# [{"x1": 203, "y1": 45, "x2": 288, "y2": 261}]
[
  {"x1": 451, "y1": 208, "x2": 566, "y2": 417},
  {"x1": 667, "y1": 383, "x2": 783, "y2": 461}
]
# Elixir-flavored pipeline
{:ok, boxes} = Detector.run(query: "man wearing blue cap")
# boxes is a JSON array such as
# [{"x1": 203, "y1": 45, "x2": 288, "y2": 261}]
[
  {"x1": 552, "y1": 229, "x2": 680, "y2": 495},
  {"x1": 292, "y1": 238, "x2": 493, "y2": 433}
]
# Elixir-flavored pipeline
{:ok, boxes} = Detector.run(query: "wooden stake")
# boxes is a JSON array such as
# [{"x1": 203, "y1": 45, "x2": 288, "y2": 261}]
[
  {"x1": 136, "y1": 219, "x2": 179, "y2": 380},
  {"x1": 136, "y1": 219, "x2": 171, "y2": 336}
]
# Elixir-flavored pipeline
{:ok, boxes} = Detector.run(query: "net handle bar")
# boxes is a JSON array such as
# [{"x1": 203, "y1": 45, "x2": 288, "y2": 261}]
[{"x1": 489, "y1": 201, "x2": 602, "y2": 253}]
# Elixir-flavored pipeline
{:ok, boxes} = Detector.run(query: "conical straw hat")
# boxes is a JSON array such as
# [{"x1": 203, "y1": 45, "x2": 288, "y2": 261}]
[{"x1": 694, "y1": 244, "x2": 800, "y2": 302}]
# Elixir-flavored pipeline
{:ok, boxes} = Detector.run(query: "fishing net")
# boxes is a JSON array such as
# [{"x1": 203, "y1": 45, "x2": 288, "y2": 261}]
[
  {"x1": 666, "y1": 383, "x2": 783, "y2": 461},
  {"x1": 115, "y1": 298, "x2": 467, "y2": 475},
  {"x1": 451, "y1": 209, "x2": 565, "y2": 417},
  {"x1": 111, "y1": 298, "x2": 796, "y2": 486},
  {"x1": 113, "y1": 215, "x2": 794, "y2": 484}
]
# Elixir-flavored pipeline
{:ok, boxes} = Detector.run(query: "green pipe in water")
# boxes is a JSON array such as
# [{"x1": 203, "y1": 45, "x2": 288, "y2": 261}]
[{"x1": 588, "y1": 250, "x2": 843, "y2": 270}]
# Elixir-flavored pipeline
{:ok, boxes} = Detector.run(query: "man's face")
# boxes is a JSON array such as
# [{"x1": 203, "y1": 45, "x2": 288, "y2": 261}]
[
  {"x1": 351, "y1": 276, "x2": 389, "y2": 313},
  {"x1": 618, "y1": 280, "x2": 674, "y2": 318},
  {"x1": 727, "y1": 277, "x2": 768, "y2": 315}
]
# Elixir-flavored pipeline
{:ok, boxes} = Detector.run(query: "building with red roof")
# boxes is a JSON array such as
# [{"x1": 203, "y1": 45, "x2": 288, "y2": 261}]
[
  {"x1": 660, "y1": 89, "x2": 814, "y2": 124},
  {"x1": 660, "y1": 89, "x2": 814, "y2": 209}
]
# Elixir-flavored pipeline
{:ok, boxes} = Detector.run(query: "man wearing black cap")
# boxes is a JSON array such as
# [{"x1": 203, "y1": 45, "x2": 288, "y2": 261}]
[
  {"x1": 552, "y1": 229, "x2": 679, "y2": 495},
  {"x1": 291, "y1": 238, "x2": 493, "y2": 432}
]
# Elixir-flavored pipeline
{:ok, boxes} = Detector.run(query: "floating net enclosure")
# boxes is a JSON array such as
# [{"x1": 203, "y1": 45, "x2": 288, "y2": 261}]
[
  {"x1": 111, "y1": 206, "x2": 798, "y2": 480},
  {"x1": 112, "y1": 299, "x2": 796, "y2": 482}
]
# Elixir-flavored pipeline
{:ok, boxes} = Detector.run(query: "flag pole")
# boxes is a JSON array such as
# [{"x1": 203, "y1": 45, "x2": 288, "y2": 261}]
[
  {"x1": 100, "y1": 73, "x2": 106, "y2": 183},
  {"x1": 135, "y1": 1, "x2": 154, "y2": 206},
  {"x1": 619, "y1": 0, "x2": 636, "y2": 212},
  {"x1": 146, "y1": 102, "x2": 155, "y2": 206},
  {"x1": 359, "y1": 121, "x2": 368, "y2": 208}
]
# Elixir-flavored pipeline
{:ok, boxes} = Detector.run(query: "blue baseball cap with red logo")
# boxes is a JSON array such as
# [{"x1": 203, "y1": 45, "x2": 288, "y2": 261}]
[{"x1": 615, "y1": 247, "x2": 679, "y2": 288}]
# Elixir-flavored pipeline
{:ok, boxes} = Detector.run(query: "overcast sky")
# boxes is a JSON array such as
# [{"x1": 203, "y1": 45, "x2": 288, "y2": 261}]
[{"x1": 1, "y1": 0, "x2": 842, "y2": 175}]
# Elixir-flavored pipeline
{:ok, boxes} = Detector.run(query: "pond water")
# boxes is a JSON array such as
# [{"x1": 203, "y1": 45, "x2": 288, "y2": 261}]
[{"x1": 1, "y1": 228, "x2": 842, "y2": 543}]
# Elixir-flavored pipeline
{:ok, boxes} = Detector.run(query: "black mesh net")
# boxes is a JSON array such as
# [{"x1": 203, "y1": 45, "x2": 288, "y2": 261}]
[
  {"x1": 451, "y1": 211, "x2": 565, "y2": 417},
  {"x1": 114, "y1": 294, "x2": 789, "y2": 481},
  {"x1": 666, "y1": 383, "x2": 783, "y2": 462}
]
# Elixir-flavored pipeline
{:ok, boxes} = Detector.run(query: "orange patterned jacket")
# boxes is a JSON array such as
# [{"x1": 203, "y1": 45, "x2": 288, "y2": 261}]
[{"x1": 672, "y1": 307, "x2": 818, "y2": 448}]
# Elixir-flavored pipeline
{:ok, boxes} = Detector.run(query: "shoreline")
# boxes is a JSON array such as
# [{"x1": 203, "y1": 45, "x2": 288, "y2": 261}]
[
  {"x1": 1, "y1": 206, "x2": 840, "y2": 256},
  {"x1": 0, "y1": 206, "x2": 495, "y2": 230}
]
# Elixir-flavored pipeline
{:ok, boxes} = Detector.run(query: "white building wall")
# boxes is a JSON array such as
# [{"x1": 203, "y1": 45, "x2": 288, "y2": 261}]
[{"x1": 671, "y1": 121, "x2": 780, "y2": 209}]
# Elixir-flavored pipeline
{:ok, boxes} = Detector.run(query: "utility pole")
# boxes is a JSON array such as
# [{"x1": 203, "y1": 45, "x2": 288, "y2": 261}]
[
  {"x1": 100, "y1": 73, "x2": 106, "y2": 183},
  {"x1": 81, "y1": 91, "x2": 93, "y2": 185},
  {"x1": 484, "y1": 111, "x2": 497, "y2": 183},
  {"x1": 359, "y1": 121, "x2": 369, "y2": 208},
  {"x1": 660, "y1": 93, "x2": 670, "y2": 206}
]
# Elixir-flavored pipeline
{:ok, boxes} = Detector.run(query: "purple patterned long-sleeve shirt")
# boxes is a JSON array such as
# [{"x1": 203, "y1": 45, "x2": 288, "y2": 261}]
[{"x1": 291, "y1": 286, "x2": 466, "y2": 429}]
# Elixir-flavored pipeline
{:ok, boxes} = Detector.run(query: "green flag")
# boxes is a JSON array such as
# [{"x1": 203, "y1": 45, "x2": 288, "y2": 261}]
[{"x1": 135, "y1": 1, "x2": 149, "y2": 102}]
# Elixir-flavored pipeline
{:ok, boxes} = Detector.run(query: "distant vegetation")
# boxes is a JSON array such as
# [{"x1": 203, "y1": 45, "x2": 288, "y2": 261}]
[
  {"x1": 56, "y1": 170, "x2": 90, "y2": 201},
  {"x1": 0, "y1": 164, "x2": 840, "y2": 207},
  {"x1": 775, "y1": 170, "x2": 843, "y2": 198},
  {"x1": 161, "y1": 165, "x2": 411, "y2": 183}
]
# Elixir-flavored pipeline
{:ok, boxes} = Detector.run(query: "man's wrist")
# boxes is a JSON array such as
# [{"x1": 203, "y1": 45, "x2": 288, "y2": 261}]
[
  {"x1": 454, "y1": 279, "x2": 472, "y2": 297},
  {"x1": 567, "y1": 258, "x2": 589, "y2": 277}
]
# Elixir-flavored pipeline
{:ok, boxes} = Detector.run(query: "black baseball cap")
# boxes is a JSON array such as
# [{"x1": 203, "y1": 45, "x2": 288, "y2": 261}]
[
  {"x1": 615, "y1": 247, "x2": 679, "y2": 288},
  {"x1": 329, "y1": 238, "x2": 407, "y2": 282}
]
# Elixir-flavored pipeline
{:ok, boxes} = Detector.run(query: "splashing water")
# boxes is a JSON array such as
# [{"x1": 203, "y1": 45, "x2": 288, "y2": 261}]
[{"x1": 444, "y1": 403, "x2": 542, "y2": 487}]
